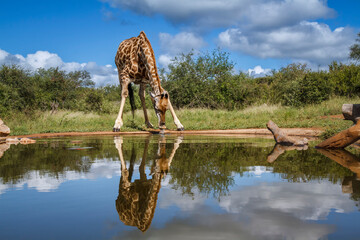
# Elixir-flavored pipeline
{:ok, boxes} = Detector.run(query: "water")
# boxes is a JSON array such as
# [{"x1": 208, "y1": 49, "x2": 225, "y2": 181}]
[{"x1": 0, "y1": 135, "x2": 359, "y2": 240}]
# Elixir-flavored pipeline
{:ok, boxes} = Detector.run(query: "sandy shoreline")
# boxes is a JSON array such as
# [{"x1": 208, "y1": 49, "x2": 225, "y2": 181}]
[{"x1": 8, "y1": 128, "x2": 323, "y2": 139}]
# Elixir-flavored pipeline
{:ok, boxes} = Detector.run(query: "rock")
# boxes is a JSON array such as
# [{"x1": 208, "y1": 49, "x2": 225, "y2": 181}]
[
  {"x1": 20, "y1": 137, "x2": 36, "y2": 144},
  {"x1": 266, "y1": 120, "x2": 308, "y2": 146},
  {"x1": 0, "y1": 118, "x2": 10, "y2": 137}
]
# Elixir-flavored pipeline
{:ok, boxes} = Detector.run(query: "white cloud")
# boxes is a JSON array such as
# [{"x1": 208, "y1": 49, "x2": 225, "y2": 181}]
[
  {"x1": 104, "y1": 0, "x2": 335, "y2": 30},
  {"x1": 158, "y1": 32, "x2": 206, "y2": 68},
  {"x1": 159, "y1": 32, "x2": 206, "y2": 56},
  {"x1": 158, "y1": 54, "x2": 172, "y2": 68},
  {"x1": 0, "y1": 49, "x2": 9, "y2": 61},
  {"x1": 26, "y1": 51, "x2": 63, "y2": 69},
  {"x1": 219, "y1": 181, "x2": 354, "y2": 221},
  {"x1": 121, "y1": 181, "x2": 343, "y2": 240},
  {"x1": 243, "y1": 0, "x2": 335, "y2": 30},
  {"x1": 104, "y1": 0, "x2": 354, "y2": 67},
  {"x1": 159, "y1": 183, "x2": 207, "y2": 211},
  {"x1": 218, "y1": 21, "x2": 355, "y2": 65},
  {"x1": 0, "y1": 49, "x2": 118, "y2": 86},
  {"x1": 248, "y1": 66, "x2": 271, "y2": 77}
]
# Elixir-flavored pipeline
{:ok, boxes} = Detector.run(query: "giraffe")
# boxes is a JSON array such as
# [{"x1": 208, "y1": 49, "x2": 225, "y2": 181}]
[
  {"x1": 114, "y1": 135, "x2": 182, "y2": 232},
  {"x1": 113, "y1": 31, "x2": 184, "y2": 132}
]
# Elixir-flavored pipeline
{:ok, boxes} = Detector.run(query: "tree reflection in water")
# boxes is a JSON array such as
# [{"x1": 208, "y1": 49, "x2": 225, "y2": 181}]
[{"x1": 115, "y1": 135, "x2": 182, "y2": 232}]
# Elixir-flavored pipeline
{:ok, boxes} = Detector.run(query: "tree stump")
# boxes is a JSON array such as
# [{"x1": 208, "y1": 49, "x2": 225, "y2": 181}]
[
  {"x1": 316, "y1": 104, "x2": 360, "y2": 148},
  {"x1": 266, "y1": 120, "x2": 308, "y2": 146},
  {"x1": 342, "y1": 104, "x2": 360, "y2": 124}
]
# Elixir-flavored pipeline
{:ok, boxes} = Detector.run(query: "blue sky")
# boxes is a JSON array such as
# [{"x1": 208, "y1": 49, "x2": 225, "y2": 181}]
[{"x1": 0, "y1": 0, "x2": 359, "y2": 86}]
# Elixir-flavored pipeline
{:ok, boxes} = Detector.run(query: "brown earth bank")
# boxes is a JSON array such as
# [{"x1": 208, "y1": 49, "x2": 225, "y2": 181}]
[{"x1": 9, "y1": 128, "x2": 323, "y2": 139}]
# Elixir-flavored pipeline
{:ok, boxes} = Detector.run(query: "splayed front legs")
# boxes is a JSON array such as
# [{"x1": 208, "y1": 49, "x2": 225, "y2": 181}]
[
  {"x1": 167, "y1": 98, "x2": 184, "y2": 131},
  {"x1": 113, "y1": 81, "x2": 130, "y2": 132}
]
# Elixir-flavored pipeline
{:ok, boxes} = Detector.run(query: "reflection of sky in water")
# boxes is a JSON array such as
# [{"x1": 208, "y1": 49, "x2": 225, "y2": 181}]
[
  {"x1": 1, "y1": 137, "x2": 360, "y2": 240},
  {"x1": 0, "y1": 158, "x2": 121, "y2": 194},
  {"x1": 0, "y1": 160, "x2": 358, "y2": 240},
  {"x1": 124, "y1": 173, "x2": 356, "y2": 240}
]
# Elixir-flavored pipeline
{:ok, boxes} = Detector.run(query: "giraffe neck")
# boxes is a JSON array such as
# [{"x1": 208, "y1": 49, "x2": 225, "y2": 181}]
[
  {"x1": 150, "y1": 80, "x2": 163, "y2": 96},
  {"x1": 138, "y1": 31, "x2": 164, "y2": 96}
]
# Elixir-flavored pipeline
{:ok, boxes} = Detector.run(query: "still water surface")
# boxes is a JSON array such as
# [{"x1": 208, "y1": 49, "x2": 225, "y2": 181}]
[{"x1": 0, "y1": 135, "x2": 360, "y2": 239}]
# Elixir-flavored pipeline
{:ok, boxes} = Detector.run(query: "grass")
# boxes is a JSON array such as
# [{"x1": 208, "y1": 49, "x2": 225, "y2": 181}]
[{"x1": 2, "y1": 96, "x2": 358, "y2": 136}]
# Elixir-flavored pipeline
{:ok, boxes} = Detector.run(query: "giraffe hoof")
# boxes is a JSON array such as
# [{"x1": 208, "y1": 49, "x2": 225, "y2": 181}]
[
  {"x1": 113, "y1": 128, "x2": 120, "y2": 132},
  {"x1": 177, "y1": 127, "x2": 184, "y2": 131}
]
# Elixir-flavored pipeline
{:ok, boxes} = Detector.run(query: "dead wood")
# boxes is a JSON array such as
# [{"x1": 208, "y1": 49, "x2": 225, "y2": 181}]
[{"x1": 266, "y1": 120, "x2": 308, "y2": 146}]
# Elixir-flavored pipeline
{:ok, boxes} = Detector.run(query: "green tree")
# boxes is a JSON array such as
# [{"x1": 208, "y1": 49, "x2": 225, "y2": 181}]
[
  {"x1": 0, "y1": 65, "x2": 36, "y2": 114},
  {"x1": 163, "y1": 49, "x2": 237, "y2": 109},
  {"x1": 269, "y1": 63, "x2": 309, "y2": 106},
  {"x1": 350, "y1": 32, "x2": 360, "y2": 62}
]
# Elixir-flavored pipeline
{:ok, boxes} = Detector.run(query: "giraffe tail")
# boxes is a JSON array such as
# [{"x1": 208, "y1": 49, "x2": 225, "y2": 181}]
[{"x1": 128, "y1": 83, "x2": 136, "y2": 118}]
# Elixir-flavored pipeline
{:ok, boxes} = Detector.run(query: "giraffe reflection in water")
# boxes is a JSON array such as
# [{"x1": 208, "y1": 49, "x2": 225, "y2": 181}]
[{"x1": 114, "y1": 136, "x2": 182, "y2": 232}]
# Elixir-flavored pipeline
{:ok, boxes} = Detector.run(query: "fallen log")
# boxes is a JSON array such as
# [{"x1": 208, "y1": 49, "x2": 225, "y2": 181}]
[
  {"x1": 316, "y1": 120, "x2": 360, "y2": 149},
  {"x1": 316, "y1": 104, "x2": 360, "y2": 149},
  {"x1": 266, "y1": 120, "x2": 308, "y2": 146},
  {"x1": 316, "y1": 148, "x2": 360, "y2": 179},
  {"x1": 267, "y1": 144, "x2": 308, "y2": 163}
]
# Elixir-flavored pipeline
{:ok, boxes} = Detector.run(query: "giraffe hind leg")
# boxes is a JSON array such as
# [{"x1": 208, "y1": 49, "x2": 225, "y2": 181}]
[{"x1": 139, "y1": 84, "x2": 154, "y2": 128}]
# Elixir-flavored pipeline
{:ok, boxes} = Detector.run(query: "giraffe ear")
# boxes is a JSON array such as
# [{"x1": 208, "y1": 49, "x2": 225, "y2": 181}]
[{"x1": 150, "y1": 92, "x2": 156, "y2": 99}]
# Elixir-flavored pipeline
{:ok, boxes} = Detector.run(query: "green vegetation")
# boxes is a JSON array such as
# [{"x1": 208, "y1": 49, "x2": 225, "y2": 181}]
[
  {"x1": 350, "y1": 32, "x2": 360, "y2": 62},
  {"x1": 163, "y1": 49, "x2": 360, "y2": 109},
  {"x1": 2, "y1": 97, "x2": 355, "y2": 136},
  {"x1": 1, "y1": 41, "x2": 360, "y2": 135}
]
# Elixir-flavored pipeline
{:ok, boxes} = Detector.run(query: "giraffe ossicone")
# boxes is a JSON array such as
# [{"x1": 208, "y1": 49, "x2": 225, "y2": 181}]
[{"x1": 113, "y1": 31, "x2": 184, "y2": 132}]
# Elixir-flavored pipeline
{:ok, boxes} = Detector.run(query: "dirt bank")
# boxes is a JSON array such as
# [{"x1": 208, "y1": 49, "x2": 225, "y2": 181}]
[{"x1": 10, "y1": 128, "x2": 323, "y2": 139}]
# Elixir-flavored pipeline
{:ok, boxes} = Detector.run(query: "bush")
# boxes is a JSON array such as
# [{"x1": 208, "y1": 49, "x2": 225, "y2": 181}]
[
  {"x1": 0, "y1": 65, "x2": 96, "y2": 115},
  {"x1": 299, "y1": 71, "x2": 332, "y2": 105},
  {"x1": 269, "y1": 63, "x2": 309, "y2": 106},
  {"x1": 329, "y1": 62, "x2": 360, "y2": 97},
  {"x1": 0, "y1": 65, "x2": 36, "y2": 114},
  {"x1": 85, "y1": 89, "x2": 104, "y2": 112}
]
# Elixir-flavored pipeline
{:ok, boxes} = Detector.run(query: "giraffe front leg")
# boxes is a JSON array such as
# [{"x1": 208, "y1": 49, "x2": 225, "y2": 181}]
[
  {"x1": 139, "y1": 84, "x2": 153, "y2": 128},
  {"x1": 114, "y1": 136, "x2": 126, "y2": 171},
  {"x1": 167, "y1": 98, "x2": 184, "y2": 131},
  {"x1": 113, "y1": 81, "x2": 130, "y2": 132}
]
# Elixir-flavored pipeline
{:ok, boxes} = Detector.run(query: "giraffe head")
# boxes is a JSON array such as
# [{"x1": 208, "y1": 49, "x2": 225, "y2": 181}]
[{"x1": 150, "y1": 91, "x2": 169, "y2": 129}]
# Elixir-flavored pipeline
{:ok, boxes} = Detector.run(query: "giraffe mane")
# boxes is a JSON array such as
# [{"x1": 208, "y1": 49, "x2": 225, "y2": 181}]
[{"x1": 139, "y1": 31, "x2": 163, "y2": 93}]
